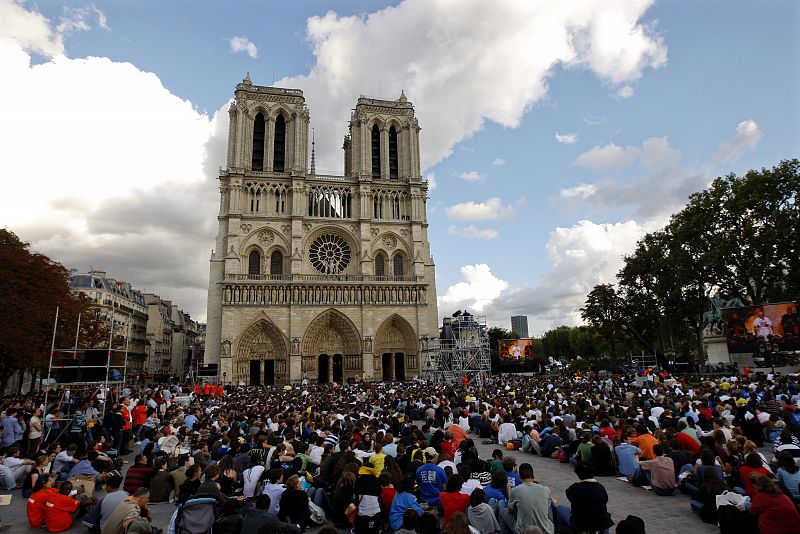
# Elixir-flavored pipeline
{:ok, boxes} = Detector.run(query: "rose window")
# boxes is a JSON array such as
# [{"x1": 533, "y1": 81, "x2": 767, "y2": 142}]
[{"x1": 309, "y1": 234, "x2": 351, "y2": 274}]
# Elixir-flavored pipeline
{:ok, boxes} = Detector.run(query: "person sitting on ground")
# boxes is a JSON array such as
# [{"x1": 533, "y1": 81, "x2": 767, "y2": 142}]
[
  {"x1": 467, "y1": 488, "x2": 501, "y2": 534},
  {"x1": 748, "y1": 472, "x2": 800, "y2": 534},
  {"x1": 591, "y1": 435, "x2": 616, "y2": 477},
  {"x1": 178, "y1": 464, "x2": 202, "y2": 502},
  {"x1": 22, "y1": 454, "x2": 51, "y2": 498},
  {"x1": 242, "y1": 493, "x2": 301, "y2": 534},
  {"x1": 80, "y1": 472, "x2": 126, "y2": 533},
  {"x1": 390, "y1": 474, "x2": 425, "y2": 532},
  {"x1": 775, "y1": 450, "x2": 800, "y2": 501},
  {"x1": 148, "y1": 458, "x2": 172, "y2": 503},
  {"x1": 538, "y1": 428, "x2": 562, "y2": 458},
  {"x1": 27, "y1": 474, "x2": 58, "y2": 529},
  {"x1": 439, "y1": 474, "x2": 471, "y2": 528},
  {"x1": 555, "y1": 462, "x2": 614, "y2": 534},
  {"x1": 499, "y1": 463, "x2": 554, "y2": 534},
  {"x1": 633, "y1": 445, "x2": 678, "y2": 495},
  {"x1": 213, "y1": 497, "x2": 244, "y2": 534},
  {"x1": 395, "y1": 508, "x2": 422, "y2": 534},
  {"x1": 277, "y1": 474, "x2": 312, "y2": 532},
  {"x1": 122, "y1": 454, "x2": 151, "y2": 494},
  {"x1": 101, "y1": 487, "x2": 152, "y2": 534},
  {"x1": 44, "y1": 481, "x2": 82, "y2": 533},
  {"x1": 689, "y1": 467, "x2": 726, "y2": 525},
  {"x1": 416, "y1": 448, "x2": 447, "y2": 506},
  {"x1": 739, "y1": 452, "x2": 773, "y2": 497},
  {"x1": 3, "y1": 445, "x2": 34, "y2": 484},
  {"x1": 443, "y1": 511, "x2": 471, "y2": 534},
  {"x1": 615, "y1": 433, "x2": 642, "y2": 480}
]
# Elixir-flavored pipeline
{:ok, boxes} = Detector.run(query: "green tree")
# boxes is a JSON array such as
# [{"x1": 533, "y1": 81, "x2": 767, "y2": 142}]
[
  {"x1": 541, "y1": 326, "x2": 574, "y2": 360},
  {"x1": 0, "y1": 230, "x2": 85, "y2": 392},
  {"x1": 580, "y1": 284, "x2": 623, "y2": 358}
]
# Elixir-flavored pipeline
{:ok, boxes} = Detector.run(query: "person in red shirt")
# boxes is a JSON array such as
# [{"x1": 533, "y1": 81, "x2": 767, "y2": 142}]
[
  {"x1": 27, "y1": 475, "x2": 58, "y2": 528},
  {"x1": 194, "y1": 383, "x2": 201, "y2": 395},
  {"x1": 216, "y1": 384, "x2": 224, "y2": 396},
  {"x1": 439, "y1": 475, "x2": 471, "y2": 528},
  {"x1": 131, "y1": 400, "x2": 148, "y2": 441},
  {"x1": 749, "y1": 472, "x2": 800, "y2": 534},
  {"x1": 203, "y1": 383, "x2": 211, "y2": 395},
  {"x1": 378, "y1": 473, "x2": 397, "y2": 523},
  {"x1": 44, "y1": 481, "x2": 81, "y2": 533},
  {"x1": 740, "y1": 453, "x2": 772, "y2": 496},
  {"x1": 120, "y1": 398, "x2": 133, "y2": 455}
]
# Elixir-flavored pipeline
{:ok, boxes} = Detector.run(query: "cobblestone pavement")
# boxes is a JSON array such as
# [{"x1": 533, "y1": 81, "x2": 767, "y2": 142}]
[{"x1": 2, "y1": 431, "x2": 721, "y2": 533}]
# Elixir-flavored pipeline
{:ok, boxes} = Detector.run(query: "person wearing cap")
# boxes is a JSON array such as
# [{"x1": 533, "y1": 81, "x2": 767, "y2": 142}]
[{"x1": 416, "y1": 447, "x2": 447, "y2": 506}]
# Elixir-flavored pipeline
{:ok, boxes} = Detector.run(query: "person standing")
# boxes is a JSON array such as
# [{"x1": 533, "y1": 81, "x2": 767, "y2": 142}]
[
  {"x1": 28, "y1": 407, "x2": 43, "y2": 458},
  {"x1": 499, "y1": 463, "x2": 554, "y2": 534}
]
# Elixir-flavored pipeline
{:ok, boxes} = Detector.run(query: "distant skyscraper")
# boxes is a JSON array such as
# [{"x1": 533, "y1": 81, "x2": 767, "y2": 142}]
[{"x1": 511, "y1": 315, "x2": 529, "y2": 338}]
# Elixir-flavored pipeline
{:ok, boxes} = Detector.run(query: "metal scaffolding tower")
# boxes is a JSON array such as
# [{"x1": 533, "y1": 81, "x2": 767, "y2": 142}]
[{"x1": 420, "y1": 313, "x2": 490, "y2": 384}]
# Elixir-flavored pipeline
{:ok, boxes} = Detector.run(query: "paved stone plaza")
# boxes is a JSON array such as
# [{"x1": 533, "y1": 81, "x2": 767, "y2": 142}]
[{"x1": 1, "y1": 425, "x2": 721, "y2": 534}]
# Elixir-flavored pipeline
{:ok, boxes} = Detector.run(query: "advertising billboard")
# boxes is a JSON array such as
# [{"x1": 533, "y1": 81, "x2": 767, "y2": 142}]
[
  {"x1": 499, "y1": 338, "x2": 534, "y2": 360},
  {"x1": 722, "y1": 302, "x2": 799, "y2": 353}
]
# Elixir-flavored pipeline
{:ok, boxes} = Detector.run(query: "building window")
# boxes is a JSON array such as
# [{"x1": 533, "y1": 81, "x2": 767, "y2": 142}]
[
  {"x1": 273, "y1": 114, "x2": 286, "y2": 172},
  {"x1": 252, "y1": 113, "x2": 265, "y2": 171},
  {"x1": 270, "y1": 250, "x2": 283, "y2": 275},
  {"x1": 389, "y1": 126, "x2": 398, "y2": 179},
  {"x1": 393, "y1": 253, "x2": 404, "y2": 276},
  {"x1": 248, "y1": 250, "x2": 261, "y2": 275},
  {"x1": 307, "y1": 187, "x2": 352, "y2": 218},
  {"x1": 250, "y1": 189, "x2": 260, "y2": 212},
  {"x1": 309, "y1": 234, "x2": 351, "y2": 275},
  {"x1": 371, "y1": 124, "x2": 381, "y2": 179},
  {"x1": 375, "y1": 254, "x2": 385, "y2": 277}
]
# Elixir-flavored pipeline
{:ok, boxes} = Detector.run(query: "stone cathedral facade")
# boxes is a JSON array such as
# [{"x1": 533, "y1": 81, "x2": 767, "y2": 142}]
[{"x1": 205, "y1": 76, "x2": 439, "y2": 385}]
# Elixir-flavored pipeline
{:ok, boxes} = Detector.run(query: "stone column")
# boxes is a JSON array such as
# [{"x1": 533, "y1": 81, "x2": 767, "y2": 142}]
[
  {"x1": 265, "y1": 117, "x2": 274, "y2": 171},
  {"x1": 380, "y1": 127, "x2": 389, "y2": 180}
]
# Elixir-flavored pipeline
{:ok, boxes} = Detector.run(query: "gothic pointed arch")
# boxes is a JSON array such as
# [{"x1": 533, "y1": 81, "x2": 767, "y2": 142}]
[
  {"x1": 234, "y1": 318, "x2": 289, "y2": 384},
  {"x1": 301, "y1": 309, "x2": 362, "y2": 382},
  {"x1": 371, "y1": 124, "x2": 381, "y2": 179},
  {"x1": 374, "y1": 314, "x2": 418, "y2": 380},
  {"x1": 251, "y1": 112, "x2": 265, "y2": 171},
  {"x1": 273, "y1": 113, "x2": 286, "y2": 172}
]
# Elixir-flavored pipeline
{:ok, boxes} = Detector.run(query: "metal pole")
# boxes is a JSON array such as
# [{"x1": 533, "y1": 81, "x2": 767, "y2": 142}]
[
  {"x1": 122, "y1": 313, "x2": 131, "y2": 393},
  {"x1": 101, "y1": 312, "x2": 115, "y2": 419},
  {"x1": 73, "y1": 313, "x2": 81, "y2": 356},
  {"x1": 42, "y1": 307, "x2": 59, "y2": 412}
]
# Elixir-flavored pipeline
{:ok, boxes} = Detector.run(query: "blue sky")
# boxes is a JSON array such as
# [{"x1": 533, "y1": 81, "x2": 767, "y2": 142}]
[{"x1": 1, "y1": 0, "x2": 797, "y2": 331}]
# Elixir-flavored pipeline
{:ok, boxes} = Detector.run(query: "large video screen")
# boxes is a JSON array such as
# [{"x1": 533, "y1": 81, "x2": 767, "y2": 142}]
[
  {"x1": 723, "y1": 302, "x2": 799, "y2": 353},
  {"x1": 499, "y1": 338, "x2": 534, "y2": 360}
]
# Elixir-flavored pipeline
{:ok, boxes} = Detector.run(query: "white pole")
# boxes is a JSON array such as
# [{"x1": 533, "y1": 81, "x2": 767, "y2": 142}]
[
  {"x1": 101, "y1": 312, "x2": 115, "y2": 418},
  {"x1": 122, "y1": 313, "x2": 131, "y2": 393},
  {"x1": 42, "y1": 307, "x2": 59, "y2": 412}
]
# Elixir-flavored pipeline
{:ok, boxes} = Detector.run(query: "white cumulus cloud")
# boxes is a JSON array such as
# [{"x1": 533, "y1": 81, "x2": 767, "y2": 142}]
[
  {"x1": 444, "y1": 197, "x2": 515, "y2": 221},
  {"x1": 616, "y1": 85, "x2": 634, "y2": 98},
  {"x1": 0, "y1": 0, "x2": 64, "y2": 56},
  {"x1": 492, "y1": 158, "x2": 506, "y2": 166},
  {"x1": 439, "y1": 264, "x2": 508, "y2": 314},
  {"x1": 277, "y1": 0, "x2": 666, "y2": 171},
  {"x1": 229, "y1": 35, "x2": 258, "y2": 58},
  {"x1": 56, "y1": 5, "x2": 109, "y2": 35},
  {"x1": 447, "y1": 225, "x2": 498, "y2": 240},
  {"x1": 575, "y1": 142, "x2": 641, "y2": 172},
  {"x1": 459, "y1": 171, "x2": 483, "y2": 182},
  {"x1": 709, "y1": 119, "x2": 762, "y2": 167},
  {"x1": 555, "y1": 132, "x2": 578, "y2": 145},
  {"x1": 0, "y1": 37, "x2": 225, "y2": 320},
  {"x1": 560, "y1": 183, "x2": 597, "y2": 199}
]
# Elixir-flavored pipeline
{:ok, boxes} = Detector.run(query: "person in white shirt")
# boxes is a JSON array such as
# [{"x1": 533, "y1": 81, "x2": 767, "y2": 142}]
[
  {"x1": 242, "y1": 460, "x2": 267, "y2": 498},
  {"x1": 497, "y1": 415, "x2": 518, "y2": 445},
  {"x1": 753, "y1": 310, "x2": 773, "y2": 339}
]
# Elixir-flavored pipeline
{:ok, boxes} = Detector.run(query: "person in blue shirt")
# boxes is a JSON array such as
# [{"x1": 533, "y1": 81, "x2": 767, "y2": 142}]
[
  {"x1": 1, "y1": 409, "x2": 23, "y2": 448},
  {"x1": 416, "y1": 448, "x2": 447, "y2": 505},
  {"x1": 183, "y1": 410, "x2": 198, "y2": 430},
  {"x1": 614, "y1": 434, "x2": 642, "y2": 479},
  {"x1": 503, "y1": 457, "x2": 523, "y2": 489},
  {"x1": 68, "y1": 450, "x2": 108, "y2": 479},
  {"x1": 390, "y1": 474, "x2": 425, "y2": 531},
  {"x1": 484, "y1": 471, "x2": 509, "y2": 508}
]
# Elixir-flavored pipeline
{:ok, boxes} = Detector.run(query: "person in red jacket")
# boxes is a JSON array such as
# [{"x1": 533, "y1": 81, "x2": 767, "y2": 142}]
[
  {"x1": 131, "y1": 400, "x2": 148, "y2": 442},
  {"x1": 749, "y1": 472, "x2": 800, "y2": 534},
  {"x1": 194, "y1": 383, "x2": 201, "y2": 395},
  {"x1": 27, "y1": 475, "x2": 58, "y2": 528},
  {"x1": 203, "y1": 383, "x2": 211, "y2": 396},
  {"x1": 119, "y1": 398, "x2": 133, "y2": 455},
  {"x1": 44, "y1": 481, "x2": 81, "y2": 533}
]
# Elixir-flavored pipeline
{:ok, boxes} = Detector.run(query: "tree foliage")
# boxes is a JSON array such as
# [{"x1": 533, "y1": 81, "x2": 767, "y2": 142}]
[
  {"x1": 614, "y1": 160, "x2": 800, "y2": 362},
  {"x1": 580, "y1": 284, "x2": 623, "y2": 358},
  {"x1": 0, "y1": 230, "x2": 84, "y2": 391}
]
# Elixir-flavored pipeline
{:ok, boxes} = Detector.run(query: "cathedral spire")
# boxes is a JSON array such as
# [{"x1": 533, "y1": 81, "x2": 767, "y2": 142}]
[{"x1": 310, "y1": 128, "x2": 316, "y2": 175}]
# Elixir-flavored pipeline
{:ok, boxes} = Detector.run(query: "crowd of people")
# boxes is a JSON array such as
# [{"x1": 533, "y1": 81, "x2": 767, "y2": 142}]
[{"x1": 2, "y1": 368, "x2": 800, "y2": 533}]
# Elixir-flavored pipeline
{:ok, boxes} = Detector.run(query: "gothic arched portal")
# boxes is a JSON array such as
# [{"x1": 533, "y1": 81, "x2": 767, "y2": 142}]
[
  {"x1": 374, "y1": 314, "x2": 418, "y2": 381},
  {"x1": 301, "y1": 309, "x2": 362, "y2": 383},
  {"x1": 234, "y1": 319, "x2": 289, "y2": 385}
]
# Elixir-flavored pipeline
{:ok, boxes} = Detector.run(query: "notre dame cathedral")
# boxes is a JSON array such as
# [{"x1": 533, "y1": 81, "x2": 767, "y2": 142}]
[{"x1": 205, "y1": 76, "x2": 439, "y2": 385}]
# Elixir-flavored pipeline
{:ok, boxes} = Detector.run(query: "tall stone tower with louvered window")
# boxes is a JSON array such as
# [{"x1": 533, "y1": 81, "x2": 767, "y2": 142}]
[{"x1": 205, "y1": 76, "x2": 438, "y2": 385}]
